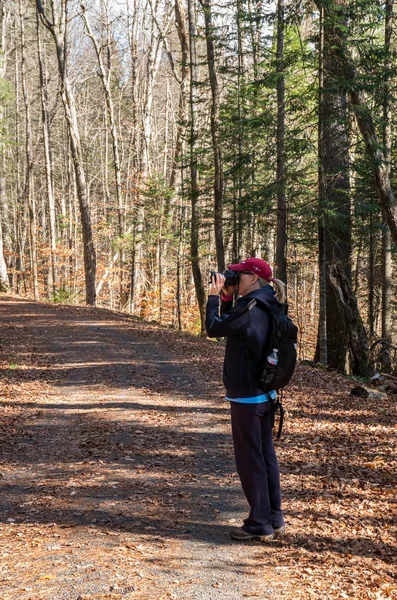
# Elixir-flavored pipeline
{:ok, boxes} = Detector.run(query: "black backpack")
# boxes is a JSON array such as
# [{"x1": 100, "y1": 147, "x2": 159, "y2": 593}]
[
  {"x1": 242, "y1": 298, "x2": 298, "y2": 437},
  {"x1": 256, "y1": 299, "x2": 298, "y2": 392}
]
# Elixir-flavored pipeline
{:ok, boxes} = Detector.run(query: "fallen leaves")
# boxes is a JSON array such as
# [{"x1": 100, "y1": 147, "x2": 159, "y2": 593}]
[{"x1": 0, "y1": 297, "x2": 396, "y2": 600}]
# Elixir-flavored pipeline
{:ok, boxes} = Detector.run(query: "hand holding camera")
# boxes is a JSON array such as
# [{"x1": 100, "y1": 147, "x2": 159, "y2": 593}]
[
  {"x1": 209, "y1": 269, "x2": 239, "y2": 297},
  {"x1": 209, "y1": 271, "x2": 225, "y2": 295}
]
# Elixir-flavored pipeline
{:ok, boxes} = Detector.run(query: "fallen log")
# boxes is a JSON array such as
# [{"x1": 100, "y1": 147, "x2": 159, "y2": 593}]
[{"x1": 380, "y1": 372, "x2": 397, "y2": 381}]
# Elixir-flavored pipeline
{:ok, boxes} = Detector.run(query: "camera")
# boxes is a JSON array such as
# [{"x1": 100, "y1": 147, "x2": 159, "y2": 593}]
[{"x1": 209, "y1": 269, "x2": 240, "y2": 287}]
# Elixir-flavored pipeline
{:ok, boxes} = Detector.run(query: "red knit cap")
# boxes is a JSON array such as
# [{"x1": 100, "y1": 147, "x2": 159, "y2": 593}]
[{"x1": 228, "y1": 258, "x2": 273, "y2": 281}]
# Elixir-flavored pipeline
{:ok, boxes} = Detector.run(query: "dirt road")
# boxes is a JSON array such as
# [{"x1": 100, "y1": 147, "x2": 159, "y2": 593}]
[{"x1": 0, "y1": 296, "x2": 395, "y2": 600}]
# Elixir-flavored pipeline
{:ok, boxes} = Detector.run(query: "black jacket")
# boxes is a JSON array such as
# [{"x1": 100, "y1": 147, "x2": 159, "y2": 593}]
[{"x1": 205, "y1": 285, "x2": 277, "y2": 398}]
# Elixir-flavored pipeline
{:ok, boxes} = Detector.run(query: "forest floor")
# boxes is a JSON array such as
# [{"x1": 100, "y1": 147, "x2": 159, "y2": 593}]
[{"x1": 0, "y1": 295, "x2": 396, "y2": 600}]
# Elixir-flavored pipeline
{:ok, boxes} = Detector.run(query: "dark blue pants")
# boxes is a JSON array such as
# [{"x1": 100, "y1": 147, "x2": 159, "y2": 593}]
[{"x1": 230, "y1": 400, "x2": 284, "y2": 536}]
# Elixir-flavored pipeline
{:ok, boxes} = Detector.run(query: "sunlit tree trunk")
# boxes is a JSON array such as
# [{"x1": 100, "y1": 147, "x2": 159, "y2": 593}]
[
  {"x1": 36, "y1": 9, "x2": 57, "y2": 297},
  {"x1": 0, "y1": 3, "x2": 9, "y2": 291},
  {"x1": 275, "y1": 0, "x2": 287, "y2": 285},
  {"x1": 36, "y1": 0, "x2": 96, "y2": 305},
  {"x1": 235, "y1": 0, "x2": 244, "y2": 260},
  {"x1": 171, "y1": 0, "x2": 189, "y2": 191},
  {"x1": 81, "y1": 1, "x2": 125, "y2": 306},
  {"x1": 199, "y1": 0, "x2": 225, "y2": 272},
  {"x1": 187, "y1": 0, "x2": 205, "y2": 333},
  {"x1": 19, "y1": 0, "x2": 39, "y2": 300}
]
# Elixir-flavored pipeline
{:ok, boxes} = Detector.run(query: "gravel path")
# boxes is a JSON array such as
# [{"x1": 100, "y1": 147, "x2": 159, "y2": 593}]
[{"x1": 0, "y1": 296, "x2": 288, "y2": 600}]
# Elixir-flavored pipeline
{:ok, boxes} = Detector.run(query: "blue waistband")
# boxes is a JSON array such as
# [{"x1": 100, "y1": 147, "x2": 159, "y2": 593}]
[{"x1": 225, "y1": 390, "x2": 276, "y2": 404}]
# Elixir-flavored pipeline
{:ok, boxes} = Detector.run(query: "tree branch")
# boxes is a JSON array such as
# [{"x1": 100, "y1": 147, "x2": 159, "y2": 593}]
[
  {"x1": 35, "y1": 0, "x2": 54, "y2": 30},
  {"x1": 148, "y1": 0, "x2": 182, "y2": 84}
]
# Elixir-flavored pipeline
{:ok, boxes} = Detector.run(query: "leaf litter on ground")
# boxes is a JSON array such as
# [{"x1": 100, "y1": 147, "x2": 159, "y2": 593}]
[{"x1": 0, "y1": 295, "x2": 395, "y2": 600}]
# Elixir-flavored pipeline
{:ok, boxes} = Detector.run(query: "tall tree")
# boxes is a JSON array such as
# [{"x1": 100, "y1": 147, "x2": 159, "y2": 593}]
[
  {"x1": 317, "y1": 0, "x2": 397, "y2": 247},
  {"x1": 275, "y1": 0, "x2": 287, "y2": 285},
  {"x1": 171, "y1": 0, "x2": 189, "y2": 191},
  {"x1": 315, "y1": 0, "x2": 351, "y2": 371},
  {"x1": 19, "y1": 0, "x2": 39, "y2": 300},
  {"x1": 187, "y1": 0, "x2": 205, "y2": 332},
  {"x1": 36, "y1": 8, "x2": 57, "y2": 297},
  {"x1": 0, "y1": 2, "x2": 9, "y2": 292},
  {"x1": 81, "y1": 1, "x2": 125, "y2": 305},
  {"x1": 198, "y1": 0, "x2": 225, "y2": 272},
  {"x1": 381, "y1": 0, "x2": 393, "y2": 368},
  {"x1": 317, "y1": 1, "x2": 327, "y2": 365},
  {"x1": 36, "y1": 0, "x2": 97, "y2": 305}
]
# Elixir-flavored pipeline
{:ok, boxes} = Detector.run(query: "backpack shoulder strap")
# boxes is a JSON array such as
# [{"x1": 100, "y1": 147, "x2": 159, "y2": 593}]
[{"x1": 234, "y1": 298, "x2": 257, "y2": 314}]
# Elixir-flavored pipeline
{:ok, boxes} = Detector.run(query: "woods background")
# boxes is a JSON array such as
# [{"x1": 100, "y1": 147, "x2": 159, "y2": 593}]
[{"x1": 0, "y1": 0, "x2": 396, "y2": 374}]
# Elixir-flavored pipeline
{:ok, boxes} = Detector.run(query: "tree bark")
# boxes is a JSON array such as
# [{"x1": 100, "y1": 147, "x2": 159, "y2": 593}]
[
  {"x1": 0, "y1": 3, "x2": 9, "y2": 291},
  {"x1": 81, "y1": 1, "x2": 126, "y2": 306},
  {"x1": 36, "y1": 9, "x2": 57, "y2": 297},
  {"x1": 275, "y1": 0, "x2": 287, "y2": 285},
  {"x1": 171, "y1": 0, "x2": 189, "y2": 191},
  {"x1": 36, "y1": 0, "x2": 96, "y2": 305},
  {"x1": 235, "y1": 0, "x2": 244, "y2": 261},
  {"x1": 199, "y1": 0, "x2": 225, "y2": 272},
  {"x1": 313, "y1": 0, "x2": 397, "y2": 247},
  {"x1": 381, "y1": 0, "x2": 393, "y2": 366},
  {"x1": 316, "y1": 2, "x2": 327, "y2": 364},
  {"x1": 368, "y1": 214, "x2": 375, "y2": 337},
  {"x1": 187, "y1": 0, "x2": 206, "y2": 333},
  {"x1": 19, "y1": 0, "x2": 39, "y2": 300},
  {"x1": 315, "y1": 0, "x2": 351, "y2": 371},
  {"x1": 81, "y1": 2, "x2": 124, "y2": 240},
  {"x1": 329, "y1": 263, "x2": 371, "y2": 377}
]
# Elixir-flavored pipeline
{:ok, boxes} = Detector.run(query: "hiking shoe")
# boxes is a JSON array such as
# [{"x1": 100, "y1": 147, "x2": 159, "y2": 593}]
[
  {"x1": 274, "y1": 525, "x2": 286, "y2": 538},
  {"x1": 230, "y1": 527, "x2": 274, "y2": 542}
]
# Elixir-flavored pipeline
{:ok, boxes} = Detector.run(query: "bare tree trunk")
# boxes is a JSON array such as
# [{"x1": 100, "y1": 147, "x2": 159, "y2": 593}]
[
  {"x1": 368, "y1": 214, "x2": 375, "y2": 337},
  {"x1": 316, "y1": 2, "x2": 327, "y2": 364},
  {"x1": 36, "y1": 9, "x2": 57, "y2": 297},
  {"x1": 81, "y1": 3, "x2": 123, "y2": 239},
  {"x1": 309, "y1": 267, "x2": 318, "y2": 324},
  {"x1": 36, "y1": 0, "x2": 96, "y2": 305},
  {"x1": 199, "y1": 0, "x2": 225, "y2": 272},
  {"x1": 81, "y1": 1, "x2": 126, "y2": 306},
  {"x1": 381, "y1": 0, "x2": 393, "y2": 370},
  {"x1": 275, "y1": 0, "x2": 287, "y2": 285},
  {"x1": 234, "y1": 0, "x2": 244, "y2": 261},
  {"x1": 315, "y1": 0, "x2": 351, "y2": 371},
  {"x1": 170, "y1": 0, "x2": 189, "y2": 191},
  {"x1": 126, "y1": 0, "x2": 139, "y2": 312},
  {"x1": 187, "y1": 0, "x2": 205, "y2": 333},
  {"x1": 382, "y1": 0, "x2": 393, "y2": 323},
  {"x1": 19, "y1": 0, "x2": 39, "y2": 300},
  {"x1": 131, "y1": 1, "x2": 164, "y2": 313},
  {"x1": 329, "y1": 263, "x2": 371, "y2": 377},
  {"x1": 14, "y1": 39, "x2": 24, "y2": 294},
  {"x1": 0, "y1": 3, "x2": 9, "y2": 291}
]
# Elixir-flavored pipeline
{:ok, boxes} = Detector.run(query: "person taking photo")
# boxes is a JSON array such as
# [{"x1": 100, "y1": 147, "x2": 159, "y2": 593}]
[{"x1": 205, "y1": 258, "x2": 286, "y2": 542}]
